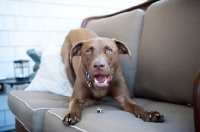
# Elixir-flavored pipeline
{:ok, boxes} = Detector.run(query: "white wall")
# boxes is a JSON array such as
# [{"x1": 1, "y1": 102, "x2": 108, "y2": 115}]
[{"x1": 0, "y1": 0, "x2": 146, "y2": 78}]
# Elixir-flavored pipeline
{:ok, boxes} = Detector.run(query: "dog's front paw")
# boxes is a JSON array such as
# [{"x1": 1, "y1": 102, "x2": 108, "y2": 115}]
[
  {"x1": 63, "y1": 112, "x2": 81, "y2": 125},
  {"x1": 139, "y1": 111, "x2": 164, "y2": 123}
]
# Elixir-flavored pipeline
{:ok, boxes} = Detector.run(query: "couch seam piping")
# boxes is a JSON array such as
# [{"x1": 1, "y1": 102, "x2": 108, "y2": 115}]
[
  {"x1": 47, "y1": 110, "x2": 87, "y2": 132},
  {"x1": 10, "y1": 91, "x2": 50, "y2": 111}
]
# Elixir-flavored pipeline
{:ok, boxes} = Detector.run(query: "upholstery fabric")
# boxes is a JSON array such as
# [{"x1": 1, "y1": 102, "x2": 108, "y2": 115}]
[
  {"x1": 43, "y1": 98, "x2": 194, "y2": 132},
  {"x1": 8, "y1": 90, "x2": 70, "y2": 131},
  {"x1": 86, "y1": 9, "x2": 145, "y2": 97},
  {"x1": 134, "y1": 0, "x2": 200, "y2": 104},
  {"x1": 7, "y1": 1, "x2": 197, "y2": 132},
  {"x1": 25, "y1": 45, "x2": 73, "y2": 97}
]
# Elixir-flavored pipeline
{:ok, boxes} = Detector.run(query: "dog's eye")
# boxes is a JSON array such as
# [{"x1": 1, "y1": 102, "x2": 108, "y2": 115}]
[
  {"x1": 106, "y1": 49, "x2": 113, "y2": 54},
  {"x1": 85, "y1": 49, "x2": 92, "y2": 55}
]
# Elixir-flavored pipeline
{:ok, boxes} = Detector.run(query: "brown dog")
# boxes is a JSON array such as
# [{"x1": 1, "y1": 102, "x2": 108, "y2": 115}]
[{"x1": 61, "y1": 29, "x2": 164, "y2": 125}]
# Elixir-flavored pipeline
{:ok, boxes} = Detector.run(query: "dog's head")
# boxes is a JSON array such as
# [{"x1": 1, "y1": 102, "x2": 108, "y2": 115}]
[{"x1": 70, "y1": 37, "x2": 132, "y2": 90}]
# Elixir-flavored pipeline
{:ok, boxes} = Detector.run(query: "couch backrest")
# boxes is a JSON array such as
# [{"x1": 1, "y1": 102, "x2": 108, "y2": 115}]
[
  {"x1": 86, "y1": 9, "x2": 145, "y2": 97},
  {"x1": 134, "y1": 0, "x2": 200, "y2": 105}
]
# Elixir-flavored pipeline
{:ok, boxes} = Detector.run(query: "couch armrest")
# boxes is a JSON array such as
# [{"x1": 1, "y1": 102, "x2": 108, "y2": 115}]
[
  {"x1": 81, "y1": 0, "x2": 159, "y2": 28},
  {"x1": 194, "y1": 70, "x2": 200, "y2": 132}
]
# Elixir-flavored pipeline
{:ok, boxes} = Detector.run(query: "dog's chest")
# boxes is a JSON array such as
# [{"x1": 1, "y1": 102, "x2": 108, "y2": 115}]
[{"x1": 91, "y1": 89, "x2": 108, "y2": 99}]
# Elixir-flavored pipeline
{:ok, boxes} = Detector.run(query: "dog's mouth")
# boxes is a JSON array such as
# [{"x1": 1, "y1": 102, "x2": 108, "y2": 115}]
[{"x1": 92, "y1": 74, "x2": 112, "y2": 88}]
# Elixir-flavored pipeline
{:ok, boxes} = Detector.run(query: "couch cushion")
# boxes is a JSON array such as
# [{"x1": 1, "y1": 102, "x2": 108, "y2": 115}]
[
  {"x1": 43, "y1": 98, "x2": 194, "y2": 132},
  {"x1": 8, "y1": 90, "x2": 70, "y2": 132},
  {"x1": 134, "y1": 0, "x2": 200, "y2": 105},
  {"x1": 86, "y1": 9, "x2": 145, "y2": 97}
]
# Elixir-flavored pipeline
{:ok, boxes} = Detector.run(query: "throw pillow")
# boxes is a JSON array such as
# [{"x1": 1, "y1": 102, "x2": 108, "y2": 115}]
[{"x1": 25, "y1": 45, "x2": 73, "y2": 97}]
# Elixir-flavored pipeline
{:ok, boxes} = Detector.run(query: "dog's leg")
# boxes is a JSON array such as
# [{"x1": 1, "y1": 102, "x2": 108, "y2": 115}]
[
  {"x1": 63, "y1": 80, "x2": 91, "y2": 126},
  {"x1": 63, "y1": 98, "x2": 82, "y2": 125},
  {"x1": 111, "y1": 83, "x2": 164, "y2": 122},
  {"x1": 117, "y1": 97, "x2": 164, "y2": 122}
]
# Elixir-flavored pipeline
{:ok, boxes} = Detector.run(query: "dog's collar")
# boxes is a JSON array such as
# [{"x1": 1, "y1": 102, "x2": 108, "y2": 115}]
[{"x1": 85, "y1": 72, "x2": 92, "y2": 87}]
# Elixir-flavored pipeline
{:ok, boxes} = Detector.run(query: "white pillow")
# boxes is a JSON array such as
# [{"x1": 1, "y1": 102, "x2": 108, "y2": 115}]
[{"x1": 25, "y1": 45, "x2": 73, "y2": 97}]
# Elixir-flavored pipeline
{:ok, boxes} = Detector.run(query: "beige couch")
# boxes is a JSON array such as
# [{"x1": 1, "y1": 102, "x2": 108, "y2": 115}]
[{"x1": 8, "y1": 0, "x2": 200, "y2": 131}]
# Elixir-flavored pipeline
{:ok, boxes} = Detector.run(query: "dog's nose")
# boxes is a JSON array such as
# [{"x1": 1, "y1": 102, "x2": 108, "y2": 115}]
[{"x1": 93, "y1": 60, "x2": 105, "y2": 70}]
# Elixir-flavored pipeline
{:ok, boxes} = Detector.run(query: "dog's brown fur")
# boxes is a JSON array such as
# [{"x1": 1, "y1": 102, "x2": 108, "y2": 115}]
[{"x1": 61, "y1": 29, "x2": 164, "y2": 125}]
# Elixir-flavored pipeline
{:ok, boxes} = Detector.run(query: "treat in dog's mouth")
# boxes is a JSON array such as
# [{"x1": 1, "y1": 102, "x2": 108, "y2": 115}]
[{"x1": 93, "y1": 75, "x2": 112, "y2": 88}]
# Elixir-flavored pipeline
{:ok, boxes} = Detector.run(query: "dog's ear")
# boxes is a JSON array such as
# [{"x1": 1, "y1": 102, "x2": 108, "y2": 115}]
[
  {"x1": 70, "y1": 41, "x2": 85, "y2": 63},
  {"x1": 113, "y1": 39, "x2": 132, "y2": 59}
]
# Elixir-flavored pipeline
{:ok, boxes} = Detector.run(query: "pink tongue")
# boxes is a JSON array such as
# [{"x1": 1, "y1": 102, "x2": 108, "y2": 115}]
[{"x1": 96, "y1": 75, "x2": 107, "y2": 83}]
